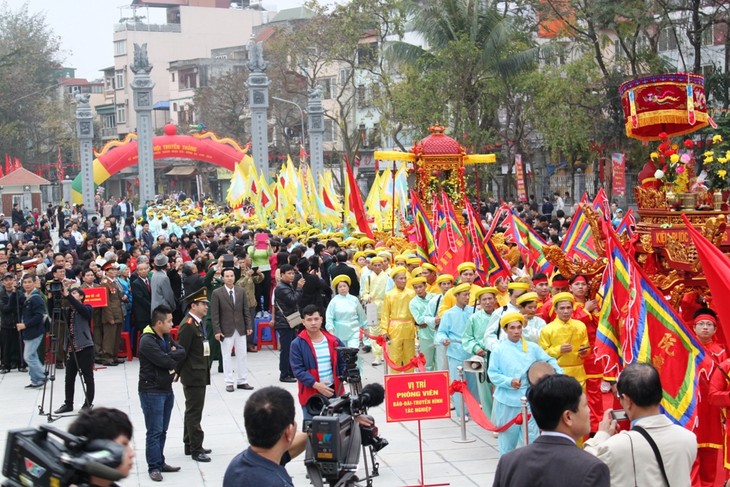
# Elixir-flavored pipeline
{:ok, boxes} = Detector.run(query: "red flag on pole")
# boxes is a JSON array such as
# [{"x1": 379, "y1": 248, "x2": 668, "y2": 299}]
[
  {"x1": 57, "y1": 146, "x2": 65, "y2": 180},
  {"x1": 344, "y1": 158, "x2": 373, "y2": 238},
  {"x1": 13, "y1": 157, "x2": 21, "y2": 170}
]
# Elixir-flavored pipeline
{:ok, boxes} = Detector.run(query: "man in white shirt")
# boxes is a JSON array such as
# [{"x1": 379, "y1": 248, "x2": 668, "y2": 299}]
[{"x1": 584, "y1": 363, "x2": 697, "y2": 487}]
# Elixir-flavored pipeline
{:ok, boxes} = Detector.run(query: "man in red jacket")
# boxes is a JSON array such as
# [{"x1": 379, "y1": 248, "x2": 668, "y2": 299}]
[{"x1": 289, "y1": 304, "x2": 346, "y2": 421}]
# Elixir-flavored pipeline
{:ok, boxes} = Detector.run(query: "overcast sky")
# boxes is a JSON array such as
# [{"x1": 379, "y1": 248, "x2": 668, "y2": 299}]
[{"x1": 20, "y1": 0, "x2": 307, "y2": 80}]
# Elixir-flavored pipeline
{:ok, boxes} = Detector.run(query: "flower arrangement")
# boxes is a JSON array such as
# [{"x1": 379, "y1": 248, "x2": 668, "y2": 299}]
[
  {"x1": 701, "y1": 135, "x2": 730, "y2": 191},
  {"x1": 651, "y1": 132, "x2": 693, "y2": 193}
]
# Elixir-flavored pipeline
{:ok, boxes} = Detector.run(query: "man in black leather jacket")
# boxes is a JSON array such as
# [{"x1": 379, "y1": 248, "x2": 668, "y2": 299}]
[{"x1": 138, "y1": 305, "x2": 186, "y2": 482}]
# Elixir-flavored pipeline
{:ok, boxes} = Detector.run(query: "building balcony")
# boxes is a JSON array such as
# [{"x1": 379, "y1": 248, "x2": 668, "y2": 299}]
[
  {"x1": 114, "y1": 22, "x2": 181, "y2": 33},
  {"x1": 101, "y1": 127, "x2": 119, "y2": 139}
]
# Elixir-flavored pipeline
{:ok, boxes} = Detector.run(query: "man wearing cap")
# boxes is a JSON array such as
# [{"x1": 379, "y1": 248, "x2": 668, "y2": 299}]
[
  {"x1": 360, "y1": 256, "x2": 390, "y2": 366},
  {"x1": 568, "y1": 274, "x2": 604, "y2": 431},
  {"x1": 380, "y1": 266, "x2": 416, "y2": 373},
  {"x1": 99, "y1": 261, "x2": 124, "y2": 366},
  {"x1": 151, "y1": 253, "x2": 176, "y2": 318},
  {"x1": 437, "y1": 262, "x2": 483, "y2": 317},
  {"x1": 436, "y1": 283, "x2": 476, "y2": 418},
  {"x1": 493, "y1": 275, "x2": 510, "y2": 308},
  {"x1": 515, "y1": 292, "x2": 547, "y2": 343},
  {"x1": 325, "y1": 275, "x2": 366, "y2": 372},
  {"x1": 690, "y1": 308, "x2": 726, "y2": 486},
  {"x1": 483, "y1": 281, "x2": 529, "y2": 352},
  {"x1": 405, "y1": 257, "x2": 421, "y2": 274},
  {"x1": 177, "y1": 288, "x2": 214, "y2": 463},
  {"x1": 408, "y1": 277, "x2": 437, "y2": 371},
  {"x1": 462, "y1": 287, "x2": 498, "y2": 418},
  {"x1": 420, "y1": 263, "x2": 439, "y2": 294},
  {"x1": 426, "y1": 274, "x2": 454, "y2": 372},
  {"x1": 539, "y1": 273, "x2": 570, "y2": 323},
  {"x1": 531, "y1": 273, "x2": 550, "y2": 317},
  {"x1": 539, "y1": 292, "x2": 589, "y2": 387},
  {"x1": 488, "y1": 312, "x2": 562, "y2": 454}
]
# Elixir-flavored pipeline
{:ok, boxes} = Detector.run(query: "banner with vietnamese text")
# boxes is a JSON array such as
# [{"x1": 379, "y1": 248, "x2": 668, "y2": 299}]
[
  {"x1": 515, "y1": 154, "x2": 527, "y2": 202},
  {"x1": 612, "y1": 153, "x2": 626, "y2": 197}
]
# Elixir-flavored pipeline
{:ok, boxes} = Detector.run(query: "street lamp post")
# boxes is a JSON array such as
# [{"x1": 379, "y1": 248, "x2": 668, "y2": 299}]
[{"x1": 271, "y1": 96, "x2": 306, "y2": 158}]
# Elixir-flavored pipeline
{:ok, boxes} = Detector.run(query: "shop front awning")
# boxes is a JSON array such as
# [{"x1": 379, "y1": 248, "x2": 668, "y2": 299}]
[
  {"x1": 153, "y1": 100, "x2": 170, "y2": 110},
  {"x1": 165, "y1": 166, "x2": 196, "y2": 176}
]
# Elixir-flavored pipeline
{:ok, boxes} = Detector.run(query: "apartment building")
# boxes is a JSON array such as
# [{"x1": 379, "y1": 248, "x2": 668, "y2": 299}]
[{"x1": 107, "y1": 0, "x2": 265, "y2": 137}]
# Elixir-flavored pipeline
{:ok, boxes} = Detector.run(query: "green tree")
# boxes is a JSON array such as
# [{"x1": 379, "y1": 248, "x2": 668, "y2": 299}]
[
  {"x1": 193, "y1": 71, "x2": 249, "y2": 143},
  {"x1": 0, "y1": 3, "x2": 69, "y2": 172}
]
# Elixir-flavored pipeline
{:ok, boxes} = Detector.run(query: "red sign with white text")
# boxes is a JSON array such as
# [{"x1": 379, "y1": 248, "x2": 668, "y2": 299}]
[
  {"x1": 83, "y1": 287, "x2": 108, "y2": 308},
  {"x1": 612, "y1": 153, "x2": 626, "y2": 196},
  {"x1": 385, "y1": 371, "x2": 451, "y2": 422},
  {"x1": 515, "y1": 154, "x2": 527, "y2": 202}
]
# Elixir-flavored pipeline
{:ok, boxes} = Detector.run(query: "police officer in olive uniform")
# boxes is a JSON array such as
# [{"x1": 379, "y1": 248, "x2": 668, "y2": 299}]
[
  {"x1": 100, "y1": 261, "x2": 124, "y2": 366},
  {"x1": 177, "y1": 287, "x2": 212, "y2": 462}
]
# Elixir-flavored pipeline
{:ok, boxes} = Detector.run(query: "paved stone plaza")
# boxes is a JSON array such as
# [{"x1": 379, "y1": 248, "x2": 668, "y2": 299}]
[{"x1": 0, "y1": 346, "x2": 501, "y2": 486}]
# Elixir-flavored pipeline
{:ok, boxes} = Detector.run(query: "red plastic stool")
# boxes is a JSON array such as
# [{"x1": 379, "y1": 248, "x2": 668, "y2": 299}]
[
  {"x1": 119, "y1": 332, "x2": 133, "y2": 361},
  {"x1": 257, "y1": 321, "x2": 278, "y2": 351}
]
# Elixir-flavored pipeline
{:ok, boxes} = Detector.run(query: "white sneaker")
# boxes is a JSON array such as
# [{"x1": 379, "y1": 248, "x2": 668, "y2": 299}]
[
  {"x1": 256, "y1": 312, "x2": 263, "y2": 318},
  {"x1": 372, "y1": 359, "x2": 382, "y2": 366}
]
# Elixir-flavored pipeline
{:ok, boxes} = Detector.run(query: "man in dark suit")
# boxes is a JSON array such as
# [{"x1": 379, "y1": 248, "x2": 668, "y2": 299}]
[
  {"x1": 177, "y1": 288, "x2": 212, "y2": 463},
  {"x1": 328, "y1": 251, "x2": 359, "y2": 297},
  {"x1": 131, "y1": 262, "x2": 152, "y2": 356},
  {"x1": 492, "y1": 374, "x2": 609, "y2": 487},
  {"x1": 211, "y1": 268, "x2": 253, "y2": 393}
]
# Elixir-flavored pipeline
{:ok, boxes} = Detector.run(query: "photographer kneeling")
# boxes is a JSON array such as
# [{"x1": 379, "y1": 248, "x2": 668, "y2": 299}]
[{"x1": 55, "y1": 284, "x2": 95, "y2": 414}]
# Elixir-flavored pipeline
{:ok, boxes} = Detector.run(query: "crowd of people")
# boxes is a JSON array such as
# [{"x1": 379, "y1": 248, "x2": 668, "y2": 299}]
[{"x1": 0, "y1": 192, "x2": 723, "y2": 487}]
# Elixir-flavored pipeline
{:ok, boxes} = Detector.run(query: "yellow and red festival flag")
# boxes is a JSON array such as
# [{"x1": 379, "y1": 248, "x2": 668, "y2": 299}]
[
  {"x1": 435, "y1": 192, "x2": 470, "y2": 277},
  {"x1": 561, "y1": 204, "x2": 599, "y2": 262},
  {"x1": 596, "y1": 224, "x2": 708, "y2": 428},
  {"x1": 463, "y1": 197, "x2": 488, "y2": 285},
  {"x1": 410, "y1": 190, "x2": 437, "y2": 262}
]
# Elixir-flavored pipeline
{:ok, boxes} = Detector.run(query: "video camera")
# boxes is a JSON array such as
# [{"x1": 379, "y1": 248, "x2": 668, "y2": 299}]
[
  {"x1": 304, "y1": 347, "x2": 387, "y2": 487},
  {"x1": 48, "y1": 279, "x2": 64, "y2": 295},
  {"x1": 2, "y1": 424, "x2": 125, "y2": 487}
]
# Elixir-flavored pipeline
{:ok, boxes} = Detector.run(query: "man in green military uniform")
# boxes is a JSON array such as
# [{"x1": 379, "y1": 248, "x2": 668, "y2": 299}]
[
  {"x1": 177, "y1": 287, "x2": 213, "y2": 463},
  {"x1": 100, "y1": 261, "x2": 124, "y2": 366}
]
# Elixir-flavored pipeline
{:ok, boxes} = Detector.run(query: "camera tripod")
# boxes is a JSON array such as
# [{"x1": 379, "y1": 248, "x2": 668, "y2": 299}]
[{"x1": 38, "y1": 301, "x2": 88, "y2": 423}]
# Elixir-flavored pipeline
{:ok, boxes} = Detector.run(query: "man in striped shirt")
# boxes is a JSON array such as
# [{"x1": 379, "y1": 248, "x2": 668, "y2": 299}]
[{"x1": 290, "y1": 305, "x2": 347, "y2": 421}]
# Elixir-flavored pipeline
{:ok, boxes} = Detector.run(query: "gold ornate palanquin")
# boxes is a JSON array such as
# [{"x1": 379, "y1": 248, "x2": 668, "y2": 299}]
[{"x1": 374, "y1": 123, "x2": 495, "y2": 218}]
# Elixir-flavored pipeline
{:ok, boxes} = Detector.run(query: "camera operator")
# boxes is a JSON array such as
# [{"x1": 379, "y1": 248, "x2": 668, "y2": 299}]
[
  {"x1": 0, "y1": 271, "x2": 26, "y2": 373},
  {"x1": 223, "y1": 386, "x2": 306, "y2": 487},
  {"x1": 54, "y1": 284, "x2": 95, "y2": 414},
  {"x1": 67, "y1": 407, "x2": 135, "y2": 487},
  {"x1": 46, "y1": 264, "x2": 70, "y2": 369},
  {"x1": 290, "y1": 304, "x2": 346, "y2": 421}
]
